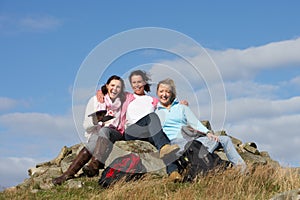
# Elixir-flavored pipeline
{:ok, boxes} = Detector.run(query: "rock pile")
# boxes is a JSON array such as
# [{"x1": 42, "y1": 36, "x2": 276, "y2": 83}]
[{"x1": 13, "y1": 121, "x2": 280, "y2": 192}]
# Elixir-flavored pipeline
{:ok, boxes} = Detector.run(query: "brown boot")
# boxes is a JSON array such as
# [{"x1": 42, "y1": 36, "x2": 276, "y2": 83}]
[
  {"x1": 82, "y1": 157, "x2": 104, "y2": 177},
  {"x1": 168, "y1": 171, "x2": 182, "y2": 182},
  {"x1": 82, "y1": 137, "x2": 112, "y2": 177},
  {"x1": 52, "y1": 147, "x2": 92, "y2": 185},
  {"x1": 159, "y1": 144, "x2": 180, "y2": 159}
]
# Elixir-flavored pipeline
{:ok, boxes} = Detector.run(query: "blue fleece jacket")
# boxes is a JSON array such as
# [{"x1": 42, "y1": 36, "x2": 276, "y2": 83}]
[{"x1": 155, "y1": 98, "x2": 209, "y2": 141}]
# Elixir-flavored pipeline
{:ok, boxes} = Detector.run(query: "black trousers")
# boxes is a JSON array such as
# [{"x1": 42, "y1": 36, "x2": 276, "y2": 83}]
[{"x1": 124, "y1": 112, "x2": 170, "y2": 150}]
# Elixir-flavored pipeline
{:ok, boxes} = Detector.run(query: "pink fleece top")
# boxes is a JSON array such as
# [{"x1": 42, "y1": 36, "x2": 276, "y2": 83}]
[{"x1": 117, "y1": 92, "x2": 158, "y2": 134}]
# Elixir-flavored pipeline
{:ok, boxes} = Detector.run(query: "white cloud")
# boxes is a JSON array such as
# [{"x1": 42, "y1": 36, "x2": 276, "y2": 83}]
[
  {"x1": 19, "y1": 15, "x2": 62, "y2": 31},
  {"x1": 0, "y1": 112, "x2": 83, "y2": 160},
  {"x1": 0, "y1": 112, "x2": 76, "y2": 137},
  {"x1": 147, "y1": 37, "x2": 300, "y2": 86},
  {"x1": 0, "y1": 157, "x2": 44, "y2": 189},
  {"x1": 209, "y1": 37, "x2": 300, "y2": 80},
  {"x1": 0, "y1": 14, "x2": 62, "y2": 34},
  {"x1": 289, "y1": 76, "x2": 300, "y2": 86},
  {"x1": 0, "y1": 97, "x2": 18, "y2": 111},
  {"x1": 226, "y1": 114, "x2": 300, "y2": 167},
  {"x1": 146, "y1": 37, "x2": 300, "y2": 83},
  {"x1": 225, "y1": 96, "x2": 300, "y2": 123},
  {"x1": 217, "y1": 94, "x2": 300, "y2": 167},
  {"x1": 225, "y1": 81, "x2": 278, "y2": 99},
  {"x1": 280, "y1": 75, "x2": 300, "y2": 90}
]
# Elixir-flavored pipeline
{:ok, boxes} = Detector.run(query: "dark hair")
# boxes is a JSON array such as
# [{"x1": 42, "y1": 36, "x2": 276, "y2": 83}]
[
  {"x1": 129, "y1": 70, "x2": 151, "y2": 92},
  {"x1": 101, "y1": 75, "x2": 126, "y2": 102}
]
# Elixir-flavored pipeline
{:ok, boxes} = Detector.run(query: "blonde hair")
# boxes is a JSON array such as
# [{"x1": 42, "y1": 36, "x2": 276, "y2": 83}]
[{"x1": 156, "y1": 78, "x2": 177, "y2": 103}]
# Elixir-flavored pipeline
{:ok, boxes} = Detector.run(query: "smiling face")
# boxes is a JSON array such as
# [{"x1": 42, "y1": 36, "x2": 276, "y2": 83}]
[
  {"x1": 106, "y1": 79, "x2": 122, "y2": 100},
  {"x1": 157, "y1": 83, "x2": 173, "y2": 108},
  {"x1": 130, "y1": 75, "x2": 146, "y2": 95}
]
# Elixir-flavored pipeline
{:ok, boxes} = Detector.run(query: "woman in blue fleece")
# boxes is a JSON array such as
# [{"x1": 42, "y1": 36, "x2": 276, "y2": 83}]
[{"x1": 155, "y1": 78, "x2": 246, "y2": 180}]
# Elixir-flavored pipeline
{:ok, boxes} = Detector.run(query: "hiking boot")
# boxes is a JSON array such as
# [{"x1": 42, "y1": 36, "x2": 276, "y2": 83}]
[
  {"x1": 168, "y1": 171, "x2": 182, "y2": 182},
  {"x1": 52, "y1": 147, "x2": 92, "y2": 185},
  {"x1": 82, "y1": 136, "x2": 112, "y2": 177},
  {"x1": 82, "y1": 158, "x2": 105, "y2": 177},
  {"x1": 159, "y1": 144, "x2": 180, "y2": 159}
]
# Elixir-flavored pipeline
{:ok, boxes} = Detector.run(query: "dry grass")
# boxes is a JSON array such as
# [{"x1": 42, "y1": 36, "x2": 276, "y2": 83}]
[{"x1": 1, "y1": 164, "x2": 299, "y2": 200}]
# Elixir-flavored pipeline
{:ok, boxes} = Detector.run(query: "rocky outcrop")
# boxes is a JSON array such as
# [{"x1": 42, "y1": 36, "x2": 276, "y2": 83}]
[
  {"x1": 270, "y1": 188, "x2": 300, "y2": 200},
  {"x1": 213, "y1": 130, "x2": 280, "y2": 168},
  {"x1": 13, "y1": 121, "x2": 280, "y2": 192}
]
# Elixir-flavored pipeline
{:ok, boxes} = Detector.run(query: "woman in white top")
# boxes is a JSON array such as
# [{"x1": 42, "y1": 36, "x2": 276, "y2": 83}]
[
  {"x1": 123, "y1": 70, "x2": 179, "y2": 159},
  {"x1": 53, "y1": 75, "x2": 126, "y2": 185}
]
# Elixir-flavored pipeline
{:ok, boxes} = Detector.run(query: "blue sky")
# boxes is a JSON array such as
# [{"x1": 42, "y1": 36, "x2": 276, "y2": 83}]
[{"x1": 1, "y1": 0, "x2": 300, "y2": 189}]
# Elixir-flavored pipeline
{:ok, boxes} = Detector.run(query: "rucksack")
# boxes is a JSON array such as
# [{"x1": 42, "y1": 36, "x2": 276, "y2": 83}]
[
  {"x1": 98, "y1": 153, "x2": 146, "y2": 188},
  {"x1": 179, "y1": 140, "x2": 229, "y2": 182}
]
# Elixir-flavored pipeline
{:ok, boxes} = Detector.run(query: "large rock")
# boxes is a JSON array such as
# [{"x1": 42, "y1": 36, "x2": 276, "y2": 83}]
[
  {"x1": 13, "y1": 122, "x2": 281, "y2": 192},
  {"x1": 270, "y1": 188, "x2": 300, "y2": 200},
  {"x1": 108, "y1": 140, "x2": 165, "y2": 175},
  {"x1": 17, "y1": 140, "x2": 167, "y2": 192}
]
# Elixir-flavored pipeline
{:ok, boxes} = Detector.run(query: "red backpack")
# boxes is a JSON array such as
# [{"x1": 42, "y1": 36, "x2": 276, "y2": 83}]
[{"x1": 98, "y1": 153, "x2": 146, "y2": 188}]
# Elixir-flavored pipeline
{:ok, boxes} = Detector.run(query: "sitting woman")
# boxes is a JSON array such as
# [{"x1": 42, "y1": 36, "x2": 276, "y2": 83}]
[
  {"x1": 155, "y1": 78, "x2": 247, "y2": 181},
  {"x1": 52, "y1": 75, "x2": 127, "y2": 185},
  {"x1": 123, "y1": 70, "x2": 180, "y2": 159}
]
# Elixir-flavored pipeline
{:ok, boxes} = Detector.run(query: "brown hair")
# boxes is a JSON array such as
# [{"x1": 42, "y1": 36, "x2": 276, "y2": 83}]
[
  {"x1": 101, "y1": 75, "x2": 126, "y2": 102},
  {"x1": 129, "y1": 70, "x2": 151, "y2": 92}
]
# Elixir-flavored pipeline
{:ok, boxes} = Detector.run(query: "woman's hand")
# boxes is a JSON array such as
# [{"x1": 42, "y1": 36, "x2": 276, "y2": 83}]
[
  {"x1": 96, "y1": 90, "x2": 105, "y2": 103},
  {"x1": 180, "y1": 100, "x2": 189, "y2": 106},
  {"x1": 207, "y1": 132, "x2": 219, "y2": 142}
]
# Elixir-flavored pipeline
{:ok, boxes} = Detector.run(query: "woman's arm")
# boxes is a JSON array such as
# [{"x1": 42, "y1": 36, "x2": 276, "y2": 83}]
[
  {"x1": 83, "y1": 96, "x2": 100, "y2": 133},
  {"x1": 183, "y1": 105, "x2": 219, "y2": 141},
  {"x1": 182, "y1": 105, "x2": 209, "y2": 134},
  {"x1": 96, "y1": 90, "x2": 107, "y2": 110}
]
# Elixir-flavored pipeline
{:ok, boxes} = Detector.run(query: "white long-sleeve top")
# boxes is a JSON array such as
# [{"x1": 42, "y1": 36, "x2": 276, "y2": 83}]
[
  {"x1": 83, "y1": 96, "x2": 106, "y2": 139},
  {"x1": 83, "y1": 95, "x2": 123, "y2": 140}
]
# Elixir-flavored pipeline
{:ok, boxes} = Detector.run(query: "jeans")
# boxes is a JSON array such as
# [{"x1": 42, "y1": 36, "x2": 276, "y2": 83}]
[
  {"x1": 197, "y1": 136, "x2": 245, "y2": 166},
  {"x1": 85, "y1": 127, "x2": 123, "y2": 153},
  {"x1": 125, "y1": 112, "x2": 170, "y2": 150},
  {"x1": 167, "y1": 136, "x2": 246, "y2": 174}
]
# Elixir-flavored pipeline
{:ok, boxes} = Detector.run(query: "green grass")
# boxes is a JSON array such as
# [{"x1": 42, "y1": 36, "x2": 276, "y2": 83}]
[{"x1": 1, "y1": 164, "x2": 299, "y2": 200}]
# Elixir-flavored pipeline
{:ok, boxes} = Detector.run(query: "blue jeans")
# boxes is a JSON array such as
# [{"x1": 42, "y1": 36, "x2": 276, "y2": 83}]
[
  {"x1": 167, "y1": 136, "x2": 246, "y2": 174},
  {"x1": 85, "y1": 127, "x2": 123, "y2": 153},
  {"x1": 197, "y1": 136, "x2": 245, "y2": 166}
]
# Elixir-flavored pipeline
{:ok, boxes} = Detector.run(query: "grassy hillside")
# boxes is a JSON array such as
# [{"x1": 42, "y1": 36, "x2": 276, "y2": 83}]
[{"x1": 1, "y1": 164, "x2": 299, "y2": 200}]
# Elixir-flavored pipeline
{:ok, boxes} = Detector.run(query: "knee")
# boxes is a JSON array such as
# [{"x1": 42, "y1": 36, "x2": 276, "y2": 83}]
[
  {"x1": 148, "y1": 113, "x2": 161, "y2": 126},
  {"x1": 219, "y1": 136, "x2": 231, "y2": 145},
  {"x1": 99, "y1": 127, "x2": 110, "y2": 138},
  {"x1": 147, "y1": 112, "x2": 157, "y2": 121},
  {"x1": 148, "y1": 112, "x2": 157, "y2": 118}
]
